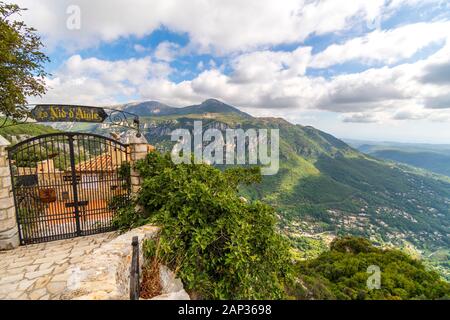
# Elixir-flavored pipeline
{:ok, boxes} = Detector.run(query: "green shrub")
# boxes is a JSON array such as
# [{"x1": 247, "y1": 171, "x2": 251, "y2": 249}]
[
  {"x1": 292, "y1": 237, "x2": 450, "y2": 300},
  {"x1": 112, "y1": 151, "x2": 449, "y2": 300},
  {"x1": 114, "y1": 152, "x2": 292, "y2": 299}
]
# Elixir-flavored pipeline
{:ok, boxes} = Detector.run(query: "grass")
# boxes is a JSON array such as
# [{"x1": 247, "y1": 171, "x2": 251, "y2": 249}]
[
  {"x1": 140, "y1": 259, "x2": 163, "y2": 299},
  {"x1": 0, "y1": 118, "x2": 58, "y2": 142}
]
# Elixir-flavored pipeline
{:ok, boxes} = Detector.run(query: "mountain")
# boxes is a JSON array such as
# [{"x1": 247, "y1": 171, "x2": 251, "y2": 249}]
[
  {"x1": 130, "y1": 102, "x2": 450, "y2": 247},
  {"x1": 121, "y1": 101, "x2": 175, "y2": 116},
  {"x1": 175, "y1": 99, "x2": 251, "y2": 117},
  {"x1": 346, "y1": 139, "x2": 450, "y2": 177},
  {"x1": 0, "y1": 118, "x2": 59, "y2": 143},
  {"x1": 121, "y1": 98, "x2": 251, "y2": 118},
  {"x1": 41, "y1": 99, "x2": 450, "y2": 279}
]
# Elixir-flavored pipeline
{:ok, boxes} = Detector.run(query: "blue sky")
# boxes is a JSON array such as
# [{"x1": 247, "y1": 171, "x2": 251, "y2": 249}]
[{"x1": 11, "y1": 0, "x2": 450, "y2": 143}]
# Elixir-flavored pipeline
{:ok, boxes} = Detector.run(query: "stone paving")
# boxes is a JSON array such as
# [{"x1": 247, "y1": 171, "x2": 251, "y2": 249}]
[{"x1": 0, "y1": 233, "x2": 116, "y2": 300}]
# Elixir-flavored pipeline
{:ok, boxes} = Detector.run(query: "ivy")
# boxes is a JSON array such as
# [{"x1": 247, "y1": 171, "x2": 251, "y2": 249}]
[
  {"x1": 112, "y1": 152, "x2": 450, "y2": 300},
  {"x1": 113, "y1": 151, "x2": 292, "y2": 299}
]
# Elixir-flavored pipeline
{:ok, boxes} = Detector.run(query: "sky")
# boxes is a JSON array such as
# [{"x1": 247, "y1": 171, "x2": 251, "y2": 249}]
[{"x1": 8, "y1": 0, "x2": 450, "y2": 143}]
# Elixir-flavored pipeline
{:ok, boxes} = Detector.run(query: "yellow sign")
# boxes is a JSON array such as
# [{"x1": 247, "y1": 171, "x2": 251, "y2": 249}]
[{"x1": 31, "y1": 105, "x2": 108, "y2": 123}]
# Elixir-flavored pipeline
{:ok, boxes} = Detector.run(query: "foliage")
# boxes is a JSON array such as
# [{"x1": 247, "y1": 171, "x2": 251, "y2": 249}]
[
  {"x1": 111, "y1": 150, "x2": 449, "y2": 300},
  {"x1": 291, "y1": 237, "x2": 450, "y2": 300},
  {"x1": 117, "y1": 161, "x2": 131, "y2": 189},
  {"x1": 112, "y1": 201, "x2": 147, "y2": 231},
  {"x1": 0, "y1": 2, "x2": 49, "y2": 120},
  {"x1": 145, "y1": 111, "x2": 450, "y2": 278},
  {"x1": 0, "y1": 118, "x2": 58, "y2": 139},
  {"x1": 137, "y1": 111, "x2": 450, "y2": 252},
  {"x1": 113, "y1": 151, "x2": 292, "y2": 299},
  {"x1": 423, "y1": 249, "x2": 450, "y2": 282},
  {"x1": 60, "y1": 108, "x2": 450, "y2": 279},
  {"x1": 109, "y1": 163, "x2": 132, "y2": 223},
  {"x1": 288, "y1": 235, "x2": 329, "y2": 260}
]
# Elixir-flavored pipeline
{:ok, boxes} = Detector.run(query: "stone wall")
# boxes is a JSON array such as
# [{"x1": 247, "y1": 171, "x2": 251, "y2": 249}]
[
  {"x1": 0, "y1": 135, "x2": 19, "y2": 250},
  {"x1": 150, "y1": 265, "x2": 190, "y2": 300},
  {"x1": 128, "y1": 134, "x2": 151, "y2": 195},
  {"x1": 59, "y1": 224, "x2": 189, "y2": 300},
  {"x1": 60, "y1": 224, "x2": 160, "y2": 299}
]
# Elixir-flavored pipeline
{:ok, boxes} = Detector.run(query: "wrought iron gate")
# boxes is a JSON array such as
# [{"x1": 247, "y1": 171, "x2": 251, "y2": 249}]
[{"x1": 8, "y1": 132, "x2": 130, "y2": 245}]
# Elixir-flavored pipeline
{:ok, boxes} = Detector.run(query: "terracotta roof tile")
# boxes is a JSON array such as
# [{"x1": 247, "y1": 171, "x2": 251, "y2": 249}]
[{"x1": 74, "y1": 154, "x2": 114, "y2": 172}]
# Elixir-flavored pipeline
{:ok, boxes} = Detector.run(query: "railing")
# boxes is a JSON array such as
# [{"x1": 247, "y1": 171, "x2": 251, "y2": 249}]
[{"x1": 130, "y1": 236, "x2": 140, "y2": 300}]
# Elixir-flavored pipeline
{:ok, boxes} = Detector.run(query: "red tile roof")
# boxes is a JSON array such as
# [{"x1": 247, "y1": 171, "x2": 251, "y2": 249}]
[{"x1": 74, "y1": 154, "x2": 114, "y2": 172}]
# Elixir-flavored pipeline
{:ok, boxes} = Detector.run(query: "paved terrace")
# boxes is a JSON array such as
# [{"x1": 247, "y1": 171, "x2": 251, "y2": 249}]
[{"x1": 0, "y1": 233, "x2": 116, "y2": 300}]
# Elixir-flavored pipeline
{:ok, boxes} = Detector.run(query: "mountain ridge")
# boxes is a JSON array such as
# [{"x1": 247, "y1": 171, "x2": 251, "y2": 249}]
[
  {"x1": 120, "y1": 98, "x2": 252, "y2": 118},
  {"x1": 346, "y1": 139, "x2": 450, "y2": 178},
  {"x1": 46, "y1": 99, "x2": 450, "y2": 279}
]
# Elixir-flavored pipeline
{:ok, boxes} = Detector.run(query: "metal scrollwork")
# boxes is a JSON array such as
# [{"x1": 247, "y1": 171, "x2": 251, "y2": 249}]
[
  {"x1": 106, "y1": 109, "x2": 140, "y2": 133},
  {"x1": 101, "y1": 108, "x2": 141, "y2": 137},
  {"x1": 0, "y1": 111, "x2": 33, "y2": 129}
]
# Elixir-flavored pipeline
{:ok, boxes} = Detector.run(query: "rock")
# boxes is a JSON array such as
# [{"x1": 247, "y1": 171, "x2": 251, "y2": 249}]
[
  {"x1": 159, "y1": 265, "x2": 184, "y2": 293},
  {"x1": 47, "y1": 281, "x2": 66, "y2": 295},
  {"x1": 25, "y1": 267, "x2": 54, "y2": 280},
  {"x1": 239, "y1": 196, "x2": 248, "y2": 203},
  {"x1": 60, "y1": 224, "x2": 159, "y2": 300},
  {"x1": 150, "y1": 290, "x2": 190, "y2": 300},
  {"x1": 140, "y1": 264, "x2": 189, "y2": 300},
  {"x1": 29, "y1": 288, "x2": 47, "y2": 300},
  {"x1": 34, "y1": 276, "x2": 52, "y2": 289},
  {"x1": 17, "y1": 278, "x2": 37, "y2": 291}
]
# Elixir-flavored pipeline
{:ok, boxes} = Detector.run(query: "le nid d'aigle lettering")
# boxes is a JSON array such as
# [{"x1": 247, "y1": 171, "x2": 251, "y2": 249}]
[{"x1": 31, "y1": 105, "x2": 108, "y2": 123}]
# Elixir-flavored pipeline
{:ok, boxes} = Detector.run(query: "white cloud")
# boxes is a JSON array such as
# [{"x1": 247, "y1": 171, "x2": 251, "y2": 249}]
[
  {"x1": 28, "y1": 31, "x2": 450, "y2": 127},
  {"x1": 313, "y1": 43, "x2": 450, "y2": 120},
  {"x1": 310, "y1": 21, "x2": 450, "y2": 68},
  {"x1": 11, "y1": 0, "x2": 437, "y2": 53},
  {"x1": 196, "y1": 61, "x2": 205, "y2": 70},
  {"x1": 154, "y1": 41, "x2": 180, "y2": 62},
  {"x1": 30, "y1": 55, "x2": 171, "y2": 105},
  {"x1": 33, "y1": 38, "x2": 450, "y2": 125},
  {"x1": 133, "y1": 44, "x2": 148, "y2": 53},
  {"x1": 342, "y1": 113, "x2": 380, "y2": 123},
  {"x1": 393, "y1": 107, "x2": 430, "y2": 120},
  {"x1": 230, "y1": 47, "x2": 312, "y2": 83},
  {"x1": 137, "y1": 79, "x2": 201, "y2": 107},
  {"x1": 149, "y1": 39, "x2": 450, "y2": 120},
  {"x1": 16, "y1": 0, "x2": 449, "y2": 127}
]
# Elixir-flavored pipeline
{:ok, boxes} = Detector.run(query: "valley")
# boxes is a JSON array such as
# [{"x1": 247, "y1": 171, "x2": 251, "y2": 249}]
[
  {"x1": 346, "y1": 139, "x2": 450, "y2": 178},
  {"x1": 24, "y1": 99, "x2": 450, "y2": 280}
]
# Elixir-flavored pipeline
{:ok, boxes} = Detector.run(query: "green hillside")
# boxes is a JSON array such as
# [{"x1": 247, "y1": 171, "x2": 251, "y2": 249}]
[
  {"x1": 0, "y1": 118, "x2": 58, "y2": 142},
  {"x1": 114, "y1": 151, "x2": 450, "y2": 300},
  {"x1": 347, "y1": 140, "x2": 450, "y2": 177},
  {"x1": 138, "y1": 112, "x2": 449, "y2": 244},
  {"x1": 58, "y1": 100, "x2": 450, "y2": 279},
  {"x1": 371, "y1": 150, "x2": 450, "y2": 177},
  {"x1": 141, "y1": 112, "x2": 450, "y2": 274},
  {"x1": 291, "y1": 237, "x2": 450, "y2": 300}
]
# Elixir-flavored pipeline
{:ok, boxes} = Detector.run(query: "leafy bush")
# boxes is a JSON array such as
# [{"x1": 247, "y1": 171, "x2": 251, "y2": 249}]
[
  {"x1": 113, "y1": 151, "x2": 449, "y2": 300},
  {"x1": 117, "y1": 161, "x2": 131, "y2": 190},
  {"x1": 292, "y1": 237, "x2": 450, "y2": 300},
  {"x1": 113, "y1": 151, "x2": 292, "y2": 299}
]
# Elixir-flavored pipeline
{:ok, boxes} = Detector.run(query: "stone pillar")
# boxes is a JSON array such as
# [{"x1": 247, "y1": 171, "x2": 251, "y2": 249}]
[
  {"x1": 0, "y1": 135, "x2": 20, "y2": 250},
  {"x1": 128, "y1": 134, "x2": 151, "y2": 196}
]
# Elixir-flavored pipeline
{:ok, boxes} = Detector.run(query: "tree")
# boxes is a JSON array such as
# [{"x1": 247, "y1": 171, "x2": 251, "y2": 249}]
[
  {"x1": 292, "y1": 237, "x2": 450, "y2": 300},
  {"x1": 113, "y1": 152, "x2": 292, "y2": 299},
  {"x1": 0, "y1": 2, "x2": 48, "y2": 120}
]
